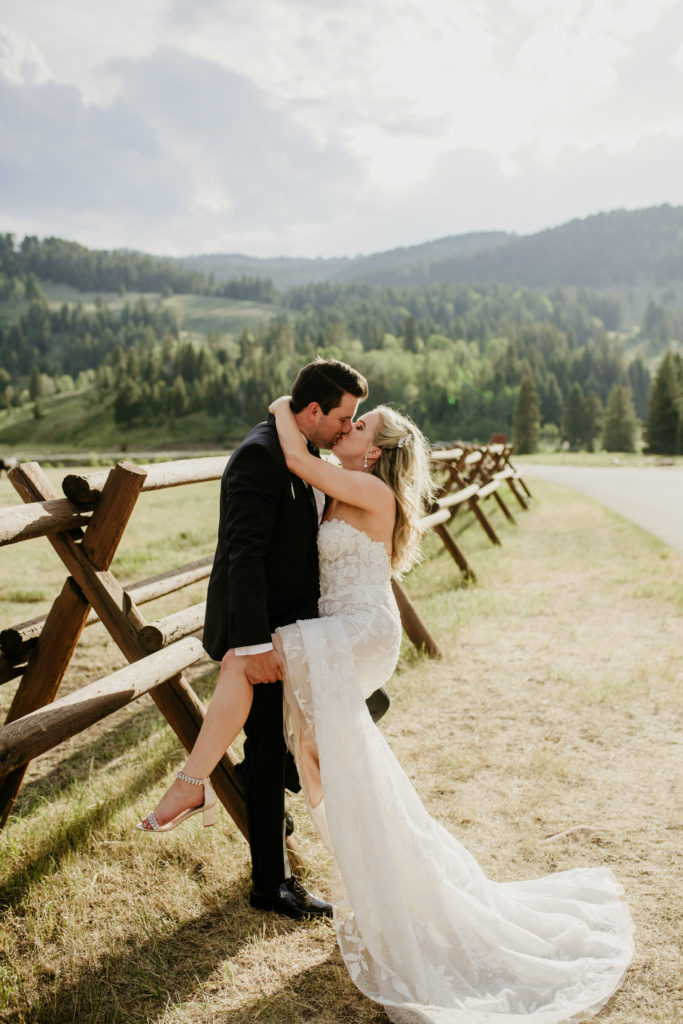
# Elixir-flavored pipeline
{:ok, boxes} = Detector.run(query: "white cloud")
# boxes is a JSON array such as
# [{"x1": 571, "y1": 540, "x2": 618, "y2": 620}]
[
  {"x1": 1, "y1": 1, "x2": 683, "y2": 256},
  {"x1": 0, "y1": 44, "x2": 364, "y2": 255},
  {"x1": 0, "y1": 25, "x2": 51, "y2": 85}
]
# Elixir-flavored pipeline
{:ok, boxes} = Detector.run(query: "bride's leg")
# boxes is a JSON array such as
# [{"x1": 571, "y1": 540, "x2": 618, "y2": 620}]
[
  {"x1": 139, "y1": 649, "x2": 253, "y2": 829},
  {"x1": 272, "y1": 633, "x2": 331, "y2": 849},
  {"x1": 299, "y1": 735, "x2": 333, "y2": 851},
  {"x1": 298, "y1": 731, "x2": 323, "y2": 809}
]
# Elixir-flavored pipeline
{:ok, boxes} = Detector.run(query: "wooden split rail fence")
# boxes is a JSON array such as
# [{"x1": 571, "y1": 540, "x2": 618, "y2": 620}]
[
  {"x1": 0, "y1": 445, "x2": 531, "y2": 838},
  {"x1": 427, "y1": 441, "x2": 533, "y2": 582}
]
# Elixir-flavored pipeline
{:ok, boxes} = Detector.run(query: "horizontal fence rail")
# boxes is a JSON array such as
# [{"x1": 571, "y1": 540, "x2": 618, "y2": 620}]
[
  {"x1": 0, "y1": 637, "x2": 205, "y2": 774},
  {"x1": 0, "y1": 497, "x2": 92, "y2": 547},
  {"x1": 0, "y1": 555, "x2": 213, "y2": 666},
  {"x1": 63, "y1": 456, "x2": 230, "y2": 504}
]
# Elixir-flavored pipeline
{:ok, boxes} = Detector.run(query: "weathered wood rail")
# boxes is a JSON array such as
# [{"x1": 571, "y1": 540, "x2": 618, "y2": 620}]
[
  {"x1": 429, "y1": 442, "x2": 533, "y2": 570},
  {"x1": 0, "y1": 445, "x2": 531, "y2": 838}
]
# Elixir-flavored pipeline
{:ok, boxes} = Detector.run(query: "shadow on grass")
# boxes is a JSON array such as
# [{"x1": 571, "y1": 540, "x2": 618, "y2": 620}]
[
  {"x1": 0, "y1": 742, "x2": 182, "y2": 911},
  {"x1": 0, "y1": 670, "x2": 220, "y2": 910},
  {"x1": 9, "y1": 890, "x2": 389, "y2": 1024},
  {"x1": 17, "y1": 664, "x2": 216, "y2": 806}
]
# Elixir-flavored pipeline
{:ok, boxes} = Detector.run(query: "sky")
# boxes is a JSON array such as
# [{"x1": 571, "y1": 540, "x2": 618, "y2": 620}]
[{"x1": 1, "y1": 0, "x2": 683, "y2": 259}]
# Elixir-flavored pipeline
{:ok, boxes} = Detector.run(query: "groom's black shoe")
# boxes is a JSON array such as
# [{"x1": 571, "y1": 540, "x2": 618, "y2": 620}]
[
  {"x1": 366, "y1": 686, "x2": 390, "y2": 724},
  {"x1": 249, "y1": 876, "x2": 333, "y2": 920}
]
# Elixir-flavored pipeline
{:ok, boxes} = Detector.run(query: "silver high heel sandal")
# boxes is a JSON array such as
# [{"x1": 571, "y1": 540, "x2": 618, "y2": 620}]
[{"x1": 136, "y1": 770, "x2": 218, "y2": 832}]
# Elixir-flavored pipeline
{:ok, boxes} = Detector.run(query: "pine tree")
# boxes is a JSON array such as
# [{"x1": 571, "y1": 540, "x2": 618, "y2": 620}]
[
  {"x1": 540, "y1": 372, "x2": 563, "y2": 425},
  {"x1": 603, "y1": 386, "x2": 637, "y2": 452},
  {"x1": 24, "y1": 272, "x2": 44, "y2": 302},
  {"x1": 114, "y1": 376, "x2": 142, "y2": 424},
  {"x1": 513, "y1": 376, "x2": 540, "y2": 454},
  {"x1": 645, "y1": 350, "x2": 681, "y2": 454},
  {"x1": 29, "y1": 363, "x2": 43, "y2": 401},
  {"x1": 627, "y1": 355, "x2": 651, "y2": 420},
  {"x1": 170, "y1": 374, "x2": 188, "y2": 417},
  {"x1": 582, "y1": 390, "x2": 604, "y2": 452},
  {"x1": 562, "y1": 382, "x2": 587, "y2": 449}
]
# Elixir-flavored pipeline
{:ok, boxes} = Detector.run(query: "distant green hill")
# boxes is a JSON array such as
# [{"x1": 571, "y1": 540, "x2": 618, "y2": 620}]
[
  {"x1": 175, "y1": 205, "x2": 683, "y2": 291},
  {"x1": 332, "y1": 232, "x2": 512, "y2": 284},
  {"x1": 3, "y1": 207, "x2": 682, "y2": 455},
  {"x1": 388, "y1": 206, "x2": 683, "y2": 289},
  {"x1": 5, "y1": 204, "x2": 683, "y2": 295},
  {"x1": 174, "y1": 252, "x2": 353, "y2": 290},
  {"x1": 175, "y1": 232, "x2": 511, "y2": 289},
  {"x1": 4, "y1": 282, "x2": 281, "y2": 341},
  {"x1": 0, "y1": 388, "x2": 233, "y2": 453}
]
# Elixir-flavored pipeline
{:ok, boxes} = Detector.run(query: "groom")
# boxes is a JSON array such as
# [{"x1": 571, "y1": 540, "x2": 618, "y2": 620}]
[{"x1": 203, "y1": 358, "x2": 387, "y2": 920}]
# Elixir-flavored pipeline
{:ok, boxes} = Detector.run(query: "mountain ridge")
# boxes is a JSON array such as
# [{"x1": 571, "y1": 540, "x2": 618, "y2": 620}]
[
  {"x1": 4, "y1": 204, "x2": 683, "y2": 296},
  {"x1": 173, "y1": 205, "x2": 683, "y2": 291}
]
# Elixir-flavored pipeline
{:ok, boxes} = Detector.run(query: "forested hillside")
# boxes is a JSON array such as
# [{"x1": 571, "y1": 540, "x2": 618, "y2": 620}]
[
  {"x1": 1, "y1": 217, "x2": 682, "y2": 453},
  {"x1": 0, "y1": 234, "x2": 276, "y2": 302},
  {"x1": 387, "y1": 206, "x2": 683, "y2": 289},
  {"x1": 176, "y1": 232, "x2": 512, "y2": 290},
  {"x1": 176, "y1": 206, "x2": 683, "y2": 291}
]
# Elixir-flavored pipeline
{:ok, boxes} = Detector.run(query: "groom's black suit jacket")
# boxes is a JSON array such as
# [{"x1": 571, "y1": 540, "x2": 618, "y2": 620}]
[
  {"x1": 203, "y1": 416, "x2": 320, "y2": 661},
  {"x1": 203, "y1": 417, "x2": 320, "y2": 891}
]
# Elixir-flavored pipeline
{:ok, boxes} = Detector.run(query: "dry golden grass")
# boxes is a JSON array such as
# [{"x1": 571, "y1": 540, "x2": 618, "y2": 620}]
[{"x1": 1, "y1": 471, "x2": 682, "y2": 1022}]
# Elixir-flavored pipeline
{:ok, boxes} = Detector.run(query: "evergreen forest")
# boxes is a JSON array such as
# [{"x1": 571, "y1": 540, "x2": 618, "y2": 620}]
[{"x1": 1, "y1": 208, "x2": 682, "y2": 454}]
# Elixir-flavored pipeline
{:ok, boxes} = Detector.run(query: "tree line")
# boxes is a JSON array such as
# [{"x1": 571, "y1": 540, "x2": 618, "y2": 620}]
[
  {"x1": 513, "y1": 350, "x2": 682, "y2": 455},
  {"x1": 344, "y1": 205, "x2": 683, "y2": 289},
  {"x1": 2, "y1": 238, "x2": 682, "y2": 453},
  {"x1": 0, "y1": 233, "x2": 277, "y2": 303}
]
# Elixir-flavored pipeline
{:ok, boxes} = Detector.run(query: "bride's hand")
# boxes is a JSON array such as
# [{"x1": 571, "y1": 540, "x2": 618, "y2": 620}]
[{"x1": 268, "y1": 395, "x2": 292, "y2": 415}]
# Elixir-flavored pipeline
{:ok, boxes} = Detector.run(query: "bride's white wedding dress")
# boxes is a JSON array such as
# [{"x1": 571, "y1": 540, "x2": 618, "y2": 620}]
[{"x1": 276, "y1": 519, "x2": 633, "y2": 1023}]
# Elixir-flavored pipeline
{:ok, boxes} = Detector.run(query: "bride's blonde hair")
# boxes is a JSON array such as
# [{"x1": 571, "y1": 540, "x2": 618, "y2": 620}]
[{"x1": 369, "y1": 406, "x2": 434, "y2": 575}]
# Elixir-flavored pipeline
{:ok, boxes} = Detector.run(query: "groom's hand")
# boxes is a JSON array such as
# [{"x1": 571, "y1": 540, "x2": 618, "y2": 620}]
[{"x1": 244, "y1": 650, "x2": 284, "y2": 684}]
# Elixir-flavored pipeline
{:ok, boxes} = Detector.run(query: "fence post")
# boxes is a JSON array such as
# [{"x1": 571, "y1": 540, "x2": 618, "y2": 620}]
[
  {"x1": 433, "y1": 523, "x2": 477, "y2": 581},
  {"x1": 1, "y1": 461, "x2": 248, "y2": 838},
  {"x1": 391, "y1": 579, "x2": 440, "y2": 657},
  {"x1": 0, "y1": 461, "x2": 148, "y2": 825}
]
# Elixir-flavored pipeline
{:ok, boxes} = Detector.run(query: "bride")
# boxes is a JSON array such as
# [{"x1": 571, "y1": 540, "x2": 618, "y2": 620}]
[{"x1": 139, "y1": 397, "x2": 633, "y2": 1023}]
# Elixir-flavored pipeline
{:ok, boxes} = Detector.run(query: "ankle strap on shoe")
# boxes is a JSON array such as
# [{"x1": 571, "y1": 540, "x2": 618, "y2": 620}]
[{"x1": 176, "y1": 770, "x2": 204, "y2": 786}]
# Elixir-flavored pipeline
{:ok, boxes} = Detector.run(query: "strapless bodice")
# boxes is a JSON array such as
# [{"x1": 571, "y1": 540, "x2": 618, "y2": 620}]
[
  {"x1": 318, "y1": 518, "x2": 392, "y2": 606},
  {"x1": 276, "y1": 518, "x2": 401, "y2": 704}
]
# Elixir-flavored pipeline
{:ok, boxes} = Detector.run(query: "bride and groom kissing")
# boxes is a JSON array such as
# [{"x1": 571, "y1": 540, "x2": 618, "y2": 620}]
[{"x1": 138, "y1": 358, "x2": 633, "y2": 1023}]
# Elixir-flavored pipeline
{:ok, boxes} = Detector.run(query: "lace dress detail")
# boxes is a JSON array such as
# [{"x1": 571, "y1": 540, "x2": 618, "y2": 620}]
[{"x1": 276, "y1": 520, "x2": 633, "y2": 1023}]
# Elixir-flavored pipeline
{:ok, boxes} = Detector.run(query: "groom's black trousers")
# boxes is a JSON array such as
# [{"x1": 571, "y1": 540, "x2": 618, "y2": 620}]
[{"x1": 241, "y1": 679, "x2": 291, "y2": 892}]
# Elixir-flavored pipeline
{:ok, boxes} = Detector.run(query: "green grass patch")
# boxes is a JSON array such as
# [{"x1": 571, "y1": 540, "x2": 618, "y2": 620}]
[
  {"x1": 0, "y1": 589, "x2": 45, "y2": 604},
  {"x1": 0, "y1": 388, "x2": 244, "y2": 453},
  {"x1": 163, "y1": 293, "x2": 284, "y2": 341}
]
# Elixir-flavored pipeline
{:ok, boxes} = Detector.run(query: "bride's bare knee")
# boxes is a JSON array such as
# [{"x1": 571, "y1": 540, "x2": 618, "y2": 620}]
[
  {"x1": 219, "y1": 648, "x2": 253, "y2": 689},
  {"x1": 220, "y1": 649, "x2": 238, "y2": 673}
]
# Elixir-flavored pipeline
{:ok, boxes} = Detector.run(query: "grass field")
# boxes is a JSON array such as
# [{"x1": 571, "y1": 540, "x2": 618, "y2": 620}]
[
  {"x1": 0, "y1": 472, "x2": 682, "y2": 1022},
  {"x1": 0, "y1": 389, "x2": 240, "y2": 453},
  {"x1": 22, "y1": 284, "x2": 283, "y2": 342}
]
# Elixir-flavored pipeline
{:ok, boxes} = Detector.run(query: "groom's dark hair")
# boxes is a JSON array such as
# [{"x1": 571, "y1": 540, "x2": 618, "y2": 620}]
[{"x1": 290, "y1": 358, "x2": 368, "y2": 415}]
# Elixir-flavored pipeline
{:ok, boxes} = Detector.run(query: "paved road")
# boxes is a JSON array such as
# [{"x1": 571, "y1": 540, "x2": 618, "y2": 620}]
[{"x1": 520, "y1": 463, "x2": 683, "y2": 557}]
